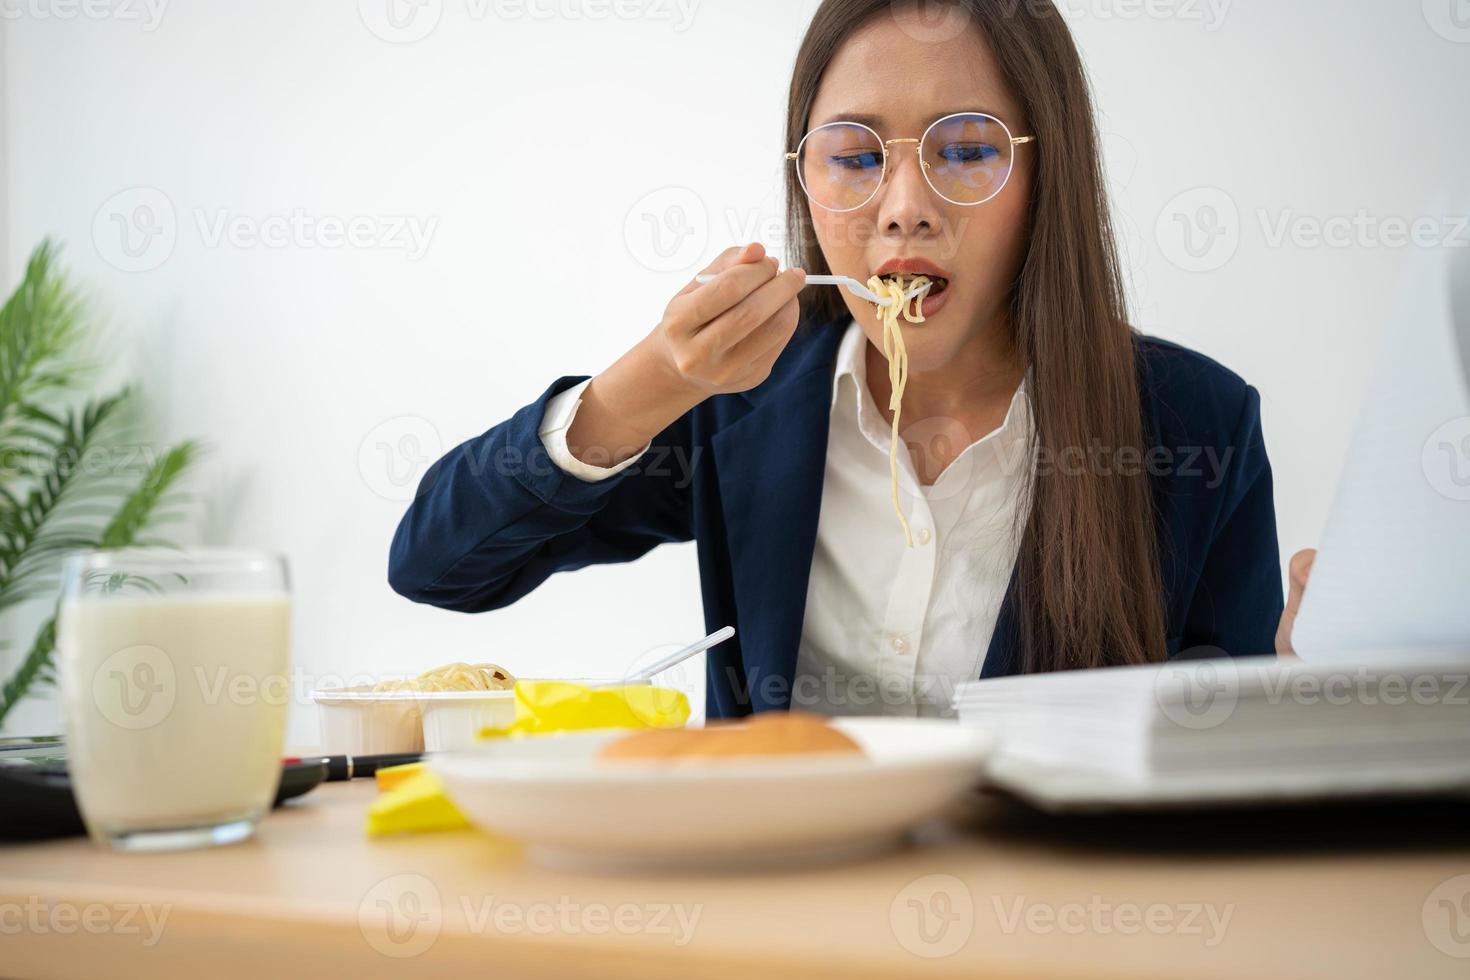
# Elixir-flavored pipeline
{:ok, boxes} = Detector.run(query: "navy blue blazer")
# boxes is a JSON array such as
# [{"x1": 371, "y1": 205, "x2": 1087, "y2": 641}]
[{"x1": 388, "y1": 313, "x2": 1284, "y2": 718}]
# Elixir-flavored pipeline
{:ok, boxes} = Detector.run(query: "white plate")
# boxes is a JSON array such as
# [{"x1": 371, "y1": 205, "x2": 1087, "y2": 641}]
[{"x1": 430, "y1": 717, "x2": 992, "y2": 871}]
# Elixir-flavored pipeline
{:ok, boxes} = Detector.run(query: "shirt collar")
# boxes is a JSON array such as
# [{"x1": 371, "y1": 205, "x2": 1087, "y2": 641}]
[
  {"x1": 830, "y1": 318, "x2": 1032, "y2": 450},
  {"x1": 831, "y1": 317, "x2": 871, "y2": 412}
]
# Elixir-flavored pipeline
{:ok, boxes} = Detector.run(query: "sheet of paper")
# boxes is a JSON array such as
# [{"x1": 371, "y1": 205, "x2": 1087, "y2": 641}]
[{"x1": 1292, "y1": 223, "x2": 1470, "y2": 657}]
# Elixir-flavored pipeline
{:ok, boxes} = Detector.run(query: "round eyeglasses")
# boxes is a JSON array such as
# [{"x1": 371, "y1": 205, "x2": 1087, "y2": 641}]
[{"x1": 788, "y1": 112, "x2": 1036, "y2": 212}]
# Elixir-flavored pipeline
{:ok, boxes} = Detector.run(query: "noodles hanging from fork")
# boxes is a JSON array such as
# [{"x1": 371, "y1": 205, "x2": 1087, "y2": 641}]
[{"x1": 866, "y1": 274, "x2": 933, "y2": 548}]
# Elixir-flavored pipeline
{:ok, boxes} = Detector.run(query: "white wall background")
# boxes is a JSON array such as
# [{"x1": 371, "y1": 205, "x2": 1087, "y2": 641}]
[{"x1": 2, "y1": 0, "x2": 1467, "y2": 743}]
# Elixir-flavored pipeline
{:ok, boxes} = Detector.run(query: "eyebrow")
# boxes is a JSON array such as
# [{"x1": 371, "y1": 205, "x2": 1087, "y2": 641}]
[{"x1": 812, "y1": 108, "x2": 1001, "y2": 130}]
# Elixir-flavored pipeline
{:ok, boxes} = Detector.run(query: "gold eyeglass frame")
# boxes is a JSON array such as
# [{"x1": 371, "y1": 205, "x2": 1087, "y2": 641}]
[{"x1": 787, "y1": 111, "x2": 1037, "y2": 212}]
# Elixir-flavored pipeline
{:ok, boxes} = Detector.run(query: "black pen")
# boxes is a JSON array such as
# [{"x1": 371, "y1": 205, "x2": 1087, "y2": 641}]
[{"x1": 297, "y1": 752, "x2": 424, "y2": 781}]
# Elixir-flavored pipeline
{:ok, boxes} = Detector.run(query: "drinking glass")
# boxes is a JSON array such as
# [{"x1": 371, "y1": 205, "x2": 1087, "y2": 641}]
[{"x1": 58, "y1": 548, "x2": 291, "y2": 852}]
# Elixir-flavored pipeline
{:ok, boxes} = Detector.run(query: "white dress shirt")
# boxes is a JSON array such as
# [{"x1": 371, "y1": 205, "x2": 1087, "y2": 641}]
[{"x1": 538, "y1": 318, "x2": 1033, "y2": 718}]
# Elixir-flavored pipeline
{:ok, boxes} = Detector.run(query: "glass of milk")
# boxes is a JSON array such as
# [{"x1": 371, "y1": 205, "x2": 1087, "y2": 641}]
[{"x1": 58, "y1": 548, "x2": 291, "y2": 851}]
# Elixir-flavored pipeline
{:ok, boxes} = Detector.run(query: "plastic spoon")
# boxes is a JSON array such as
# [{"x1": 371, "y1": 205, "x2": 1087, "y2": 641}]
[
  {"x1": 694, "y1": 272, "x2": 928, "y2": 307},
  {"x1": 631, "y1": 625, "x2": 735, "y2": 681}
]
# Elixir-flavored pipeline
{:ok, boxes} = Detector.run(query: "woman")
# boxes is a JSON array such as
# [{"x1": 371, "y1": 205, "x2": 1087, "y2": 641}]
[{"x1": 388, "y1": 0, "x2": 1313, "y2": 718}]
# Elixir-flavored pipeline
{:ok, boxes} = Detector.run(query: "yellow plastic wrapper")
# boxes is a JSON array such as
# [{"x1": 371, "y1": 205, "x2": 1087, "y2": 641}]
[
  {"x1": 478, "y1": 680, "x2": 691, "y2": 738},
  {"x1": 374, "y1": 761, "x2": 425, "y2": 793},
  {"x1": 364, "y1": 682, "x2": 688, "y2": 837},
  {"x1": 365, "y1": 768, "x2": 469, "y2": 837}
]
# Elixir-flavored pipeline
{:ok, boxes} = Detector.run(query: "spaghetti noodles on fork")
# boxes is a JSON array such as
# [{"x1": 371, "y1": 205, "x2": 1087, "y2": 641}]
[{"x1": 866, "y1": 274, "x2": 933, "y2": 548}]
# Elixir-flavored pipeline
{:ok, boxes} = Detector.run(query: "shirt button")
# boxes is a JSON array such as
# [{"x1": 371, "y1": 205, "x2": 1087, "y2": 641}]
[
  {"x1": 890, "y1": 634, "x2": 909, "y2": 654},
  {"x1": 916, "y1": 527, "x2": 932, "y2": 545}
]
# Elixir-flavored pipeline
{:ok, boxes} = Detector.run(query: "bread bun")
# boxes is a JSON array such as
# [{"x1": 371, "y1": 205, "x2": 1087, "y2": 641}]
[{"x1": 598, "y1": 711, "x2": 864, "y2": 763}]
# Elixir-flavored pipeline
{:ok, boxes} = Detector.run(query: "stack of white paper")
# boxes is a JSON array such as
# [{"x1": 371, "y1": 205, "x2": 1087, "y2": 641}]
[{"x1": 954, "y1": 654, "x2": 1470, "y2": 806}]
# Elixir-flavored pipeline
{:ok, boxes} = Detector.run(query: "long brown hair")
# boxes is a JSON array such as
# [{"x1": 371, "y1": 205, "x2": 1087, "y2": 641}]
[{"x1": 785, "y1": 0, "x2": 1167, "y2": 672}]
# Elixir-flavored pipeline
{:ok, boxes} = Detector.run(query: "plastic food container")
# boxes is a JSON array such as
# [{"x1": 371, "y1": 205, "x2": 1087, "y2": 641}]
[
  {"x1": 312, "y1": 679, "x2": 653, "y2": 755},
  {"x1": 312, "y1": 686, "x2": 427, "y2": 754},
  {"x1": 417, "y1": 690, "x2": 519, "y2": 752}
]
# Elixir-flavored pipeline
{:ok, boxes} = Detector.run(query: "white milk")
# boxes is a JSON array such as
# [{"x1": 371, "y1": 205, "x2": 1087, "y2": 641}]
[{"x1": 59, "y1": 593, "x2": 292, "y2": 838}]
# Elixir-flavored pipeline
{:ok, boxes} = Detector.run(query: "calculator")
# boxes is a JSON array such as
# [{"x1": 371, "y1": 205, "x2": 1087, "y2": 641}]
[{"x1": 0, "y1": 736, "x2": 327, "y2": 841}]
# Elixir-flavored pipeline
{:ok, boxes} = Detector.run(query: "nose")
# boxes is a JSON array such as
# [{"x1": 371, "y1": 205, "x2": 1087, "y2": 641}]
[{"x1": 874, "y1": 141, "x2": 942, "y2": 241}]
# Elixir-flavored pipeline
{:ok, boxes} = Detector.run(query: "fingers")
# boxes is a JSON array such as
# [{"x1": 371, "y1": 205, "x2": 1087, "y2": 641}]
[
  {"x1": 726, "y1": 294, "x2": 802, "y2": 370},
  {"x1": 1275, "y1": 548, "x2": 1318, "y2": 655},
  {"x1": 671, "y1": 243, "x2": 766, "y2": 301},
  {"x1": 703, "y1": 242, "x2": 765, "y2": 277},
  {"x1": 1287, "y1": 549, "x2": 1316, "y2": 605},
  {"x1": 655, "y1": 243, "x2": 804, "y2": 395},
  {"x1": 695, "y1": 267, "x2": 806, "y2": 352},
  {"x1": 672, "y1": 257, "x2": 788, "y2": 333}
]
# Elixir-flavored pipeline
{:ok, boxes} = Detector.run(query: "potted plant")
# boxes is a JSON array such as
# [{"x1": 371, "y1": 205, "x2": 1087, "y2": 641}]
[{"x1": 0, "y1": 241, "x2": 199, "y2": 726}]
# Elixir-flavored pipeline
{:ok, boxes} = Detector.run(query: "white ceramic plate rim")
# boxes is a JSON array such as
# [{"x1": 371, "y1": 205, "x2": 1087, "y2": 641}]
[{"x1": 431, "y1": 719, "x2": 994, "y2": 786}]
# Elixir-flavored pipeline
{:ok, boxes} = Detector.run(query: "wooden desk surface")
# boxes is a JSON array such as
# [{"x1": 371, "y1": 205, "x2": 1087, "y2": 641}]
[{"x1": 2, "y1": 782, "x2": 1468, "y2": 979}]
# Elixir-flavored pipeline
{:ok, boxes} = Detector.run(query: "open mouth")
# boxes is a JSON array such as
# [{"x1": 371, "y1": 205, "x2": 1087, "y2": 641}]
[
  {"x1": 875, "y1": 272, "x2": 951, "y2": 318},
  {"x1": 877, "y1": 273, "x2": 949, "y2": 297}
]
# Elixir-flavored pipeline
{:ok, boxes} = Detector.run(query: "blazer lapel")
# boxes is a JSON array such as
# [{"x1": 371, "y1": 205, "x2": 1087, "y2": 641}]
[
  {"x1": 711, "y1": 322, "x2": 844, "y2": 712},
  {"x1": 979, "y1": 563, "x2": 1022, "y2": 679}
]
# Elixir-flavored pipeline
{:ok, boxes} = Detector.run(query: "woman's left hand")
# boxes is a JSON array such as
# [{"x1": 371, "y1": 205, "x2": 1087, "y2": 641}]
[{"x1": 1274, "y1": 548, "x2": 1318, "y2": 655}]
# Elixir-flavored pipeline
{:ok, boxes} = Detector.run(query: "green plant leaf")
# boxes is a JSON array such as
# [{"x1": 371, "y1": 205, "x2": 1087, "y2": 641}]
[
  {"x1": 0, "y1": 391, "x2": 131, "y2": 606},
  {"x1": 98, "y1": 442, "x2": 200, "y2": 549},
  {"x1": 0, "y1": 617, "x2": 55, "y2": 726},
  {"x1": 0, "y1": 441, "x2": 202, "y2": 724},
  {"x1": 0, "y1": 242, "x2": 204, "y2": 728},
  {"x1": 0, "y1": 241, "x2": 86, "y2": 487}
]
